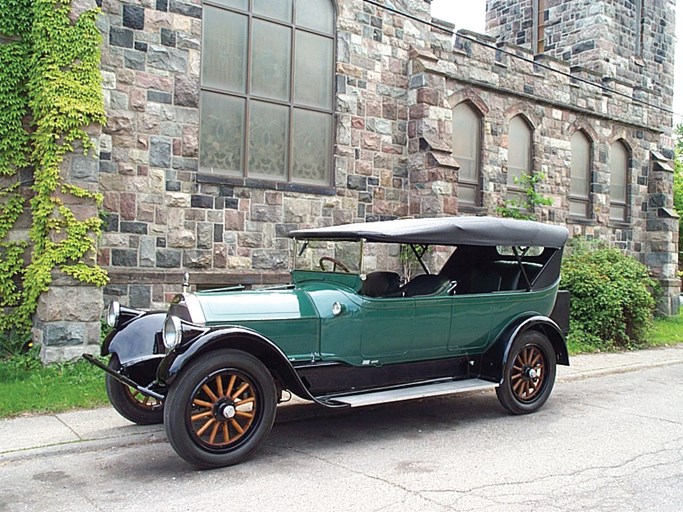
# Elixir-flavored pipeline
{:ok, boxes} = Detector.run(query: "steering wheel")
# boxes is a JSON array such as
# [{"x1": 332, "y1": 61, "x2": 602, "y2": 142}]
[{"x1": 319, "y1": 256, "x2": 351, "y2": 273}]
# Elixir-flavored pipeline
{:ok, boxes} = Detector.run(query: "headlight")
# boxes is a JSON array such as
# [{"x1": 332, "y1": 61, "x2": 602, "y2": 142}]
[
  {"x1": 163, "y1": 315, "x2": 183, "y2": 351},
  {"x1": 107, "y1": 301, "x2": 120, "y2": 328}
]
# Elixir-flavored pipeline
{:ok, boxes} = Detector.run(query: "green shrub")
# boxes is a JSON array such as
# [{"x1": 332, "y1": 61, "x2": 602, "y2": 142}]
[{"x1": 561, "y1": 239, "x2": 657, "y2": 350}]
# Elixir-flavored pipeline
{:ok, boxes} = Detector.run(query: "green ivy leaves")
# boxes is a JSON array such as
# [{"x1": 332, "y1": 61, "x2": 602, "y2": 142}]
[{"x1": 0, "y1": 0, "x2": 107, "y2": 334}]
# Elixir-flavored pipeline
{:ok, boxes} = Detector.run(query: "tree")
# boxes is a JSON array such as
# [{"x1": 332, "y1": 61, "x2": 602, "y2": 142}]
[{"x1": 497, "y1": 172, "x2": 553, "y2": 221}]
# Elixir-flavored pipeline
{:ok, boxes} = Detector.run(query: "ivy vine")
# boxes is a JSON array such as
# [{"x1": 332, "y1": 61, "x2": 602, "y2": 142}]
[{"x1": 0, "y1": 0, "x2": 107, "y2": 335}]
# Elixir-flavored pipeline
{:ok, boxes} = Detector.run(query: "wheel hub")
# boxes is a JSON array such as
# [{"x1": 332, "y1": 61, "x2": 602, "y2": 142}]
[
  {"x1": 214, "y1": 400, "x2": 237, "y2": 421},
  {"x1": 527, "y1": 367, "x2": 538, "y2": 380}
]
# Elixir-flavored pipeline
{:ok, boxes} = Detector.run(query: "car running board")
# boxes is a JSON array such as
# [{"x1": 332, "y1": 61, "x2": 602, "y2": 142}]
[{"x1": 319, "y1": 379, "x2": 498, "y2": 408}]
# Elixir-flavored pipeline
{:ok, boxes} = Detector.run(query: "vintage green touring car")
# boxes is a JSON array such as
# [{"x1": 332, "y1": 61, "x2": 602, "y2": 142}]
[{"x1": 85, "y1": 216, "x2": 570, "y2": 469}]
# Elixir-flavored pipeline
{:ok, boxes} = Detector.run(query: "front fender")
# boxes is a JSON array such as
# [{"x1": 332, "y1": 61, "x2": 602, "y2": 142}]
[
  {"x1": 479, "y1": 315, "x2": 569, "y2": 383},
  {"x1": 102, "y1": 311, "x2": 166, "y2": 365},
  {"x1": 156, "y1": 327, "x2": 319, "y2": 403}
]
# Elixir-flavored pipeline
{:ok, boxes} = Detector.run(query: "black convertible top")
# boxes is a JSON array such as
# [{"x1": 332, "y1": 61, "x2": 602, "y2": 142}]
[{"x1": 288, "y1": 216, "x2": 569, "y2": 248}]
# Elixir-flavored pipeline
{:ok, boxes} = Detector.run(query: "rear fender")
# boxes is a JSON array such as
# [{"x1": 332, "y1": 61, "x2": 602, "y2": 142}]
[
  {"x1": 157, "y1": 327, "x2": 320, "y2": 403},
  {"x1": 103, "y1": 312, "x2": 166, "y2": 364},
  {"x1": 479, "y1": 315, "x2": 569, "y2": 383}
]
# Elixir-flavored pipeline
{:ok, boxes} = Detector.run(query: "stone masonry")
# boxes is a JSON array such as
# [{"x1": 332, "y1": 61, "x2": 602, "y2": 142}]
[
  {"x1": 19, "y1": 0, "x2": 680, "y2": 359},
  {"x1": 96, "y1": 0, "x2": 678, "y2": 316}
]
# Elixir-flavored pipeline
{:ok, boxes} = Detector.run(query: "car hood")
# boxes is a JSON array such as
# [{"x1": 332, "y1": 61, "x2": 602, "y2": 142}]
[{"x1": 182, "y1": 289, "x2": 317, "y2": 325}]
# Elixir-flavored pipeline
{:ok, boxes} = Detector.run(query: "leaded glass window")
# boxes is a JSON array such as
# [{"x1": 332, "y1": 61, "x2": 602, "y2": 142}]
[
  {"x1": 610, "y1": 140, "x2": 629, "y2": 222},
  {"x1": 199, "y1": 0, "x2": 335, "y2": 186},
  {"x1": 507, "y1": 115, "x2": 533, "y2": 203},
  {"x1": 569, "y1": 131, "x2": 591, "y2": 218},
  {"x1": 452, "y1": 102, "x2": 482, "y2": 207}
]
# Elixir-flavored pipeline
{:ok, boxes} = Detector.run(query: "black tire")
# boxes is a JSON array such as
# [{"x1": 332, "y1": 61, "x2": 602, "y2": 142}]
[
  {"x1": 105, "y1": 355, "x2": 164, "y2": 425},
  {"x1": 164, "y1": 349, "x2": 277, "y2": 469},
  {"x1": 496, "y1": 331, "x2": 557, "y2": 415}
]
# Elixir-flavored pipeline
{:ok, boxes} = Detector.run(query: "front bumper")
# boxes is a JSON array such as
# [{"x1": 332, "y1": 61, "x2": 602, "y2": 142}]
[{"x1": 82, "y1": 353, "x2": 165, "y2": 401}]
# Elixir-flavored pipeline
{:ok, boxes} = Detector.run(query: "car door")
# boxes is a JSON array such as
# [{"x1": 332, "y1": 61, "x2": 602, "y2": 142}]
[
  {"x1": 409, "y1": 294, "x2": 452, "y2": 358},
  {"x1": 360, "y1": 293, "x2": 454, "y2": 362},
  {"x1": 360, "y1": 297, "x2": 415, "y2": 361},
  {"x1": 448, "y1": 294, "x2": 494, "y2": 354}
]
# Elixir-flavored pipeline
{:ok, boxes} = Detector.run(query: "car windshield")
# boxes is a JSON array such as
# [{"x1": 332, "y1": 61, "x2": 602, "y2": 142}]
[
  {"x1": 293, "y1": 240, "x2": 457, "y2": 278},
  {"x1": 294, "y1": 240, "x2": 364, "y2": 273}
]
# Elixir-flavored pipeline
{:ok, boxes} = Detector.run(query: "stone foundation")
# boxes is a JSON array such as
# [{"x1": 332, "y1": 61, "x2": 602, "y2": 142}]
[{"x1": 33, "y1": 272, "x2": 103, "y2": 363}]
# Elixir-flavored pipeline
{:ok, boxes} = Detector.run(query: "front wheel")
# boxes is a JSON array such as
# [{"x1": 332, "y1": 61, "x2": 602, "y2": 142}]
[
  {"x1": 496, "y1": 331, "x2": 556, "y2": 415},
  {"x1": 164, "y1": 349, "x2": 277, "y2": 469},
  {"x1": 105, "y1": 355, "x2": 164, "y2": 425}
]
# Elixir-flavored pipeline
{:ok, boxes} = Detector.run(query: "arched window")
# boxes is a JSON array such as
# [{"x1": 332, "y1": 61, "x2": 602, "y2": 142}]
[
  {"x1": 199, "y1": 0, "x2": 335, "y2": 186},
  {"x1": 452, "y1": 102, "x2": 482, "y2": 207},
  {"x1": 569, "y1": 131, "x2": 591, "y2": 218},
  {"x1": 508, "y1": 115, "x2": 533, "y2": 201},
  {"x1": 610, "y1": 141, "x2": 630, "y2": 222}
]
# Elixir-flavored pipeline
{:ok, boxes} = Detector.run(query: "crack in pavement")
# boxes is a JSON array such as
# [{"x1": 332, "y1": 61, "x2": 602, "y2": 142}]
[
  {"x1": 412, "y1": 441, "x2": 683, "y2": 498},
  {"x1": 271, "y1": 444, "x2": 455, "y2": 511},
  {"x1": 580, "y1": 400, "x2": 683, "y2": 426}
]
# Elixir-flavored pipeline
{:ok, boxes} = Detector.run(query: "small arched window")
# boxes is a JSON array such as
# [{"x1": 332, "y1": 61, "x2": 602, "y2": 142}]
[
  {"x1": 610, "y1": 141, "x2": 630, "y2": 222},
  {"x1": 569, "y1": 131, "x2": 591, "y2": 218},
  {"x1": 452, "y1": 102, "x2": 482, "y2": 207},
  {"x1": 507, "y1": 115, "x2": 533, "y2": 201},
  {"x1": 199, "y1": 0, "x2": 335, "y2": 186}
]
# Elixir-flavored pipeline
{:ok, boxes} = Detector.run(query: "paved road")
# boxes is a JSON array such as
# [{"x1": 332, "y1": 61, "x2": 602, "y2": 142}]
[{"x1": 1, "y1": 364, "x2": 681, "y2": 512}]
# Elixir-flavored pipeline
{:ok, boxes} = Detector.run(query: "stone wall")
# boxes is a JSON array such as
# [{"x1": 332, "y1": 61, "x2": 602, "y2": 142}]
[
  {"x1": 425, "y1": 24, "x2": 679, "y2": 313},
  {"x1": 33, "y1": 271, "x2": 103, "y2": 362},
  {"x1": 97, "y1": 0, "x2": 438, "y2": 309},
  {"x1": 91, "y1": 0, "x2": 680, "y2": 316},
  {"x1": 1, "y1": 0, "x2": 676, "y2": 364},
  {"x1": 485, "y1": 0, "x2": 677, "y2": 108}
]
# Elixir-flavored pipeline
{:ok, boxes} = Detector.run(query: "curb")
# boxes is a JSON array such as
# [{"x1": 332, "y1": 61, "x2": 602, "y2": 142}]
[{"x1": 557, "y1": 357, "x2": 683, "y2": 382}]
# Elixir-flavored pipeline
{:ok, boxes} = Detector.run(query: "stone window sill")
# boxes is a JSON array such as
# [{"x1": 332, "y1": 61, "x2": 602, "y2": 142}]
[
  {"x1": 197, "y1": 173, "x2": 337, "y2": 196},
  {"x1": 567, "y1": 216, "x2": 596, "y2": 227}
]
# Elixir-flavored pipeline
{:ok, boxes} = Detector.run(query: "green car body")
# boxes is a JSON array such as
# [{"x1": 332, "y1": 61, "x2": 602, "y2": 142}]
[{"x1": 190, "y1": 269, "x2": 559, "y2": 366}]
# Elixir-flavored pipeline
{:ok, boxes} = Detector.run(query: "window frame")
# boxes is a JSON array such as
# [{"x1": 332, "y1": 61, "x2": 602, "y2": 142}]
[
  {"x1": 609, "y1": 140, "x2": 631, "y2": 224},
  {"x1": 635, "y1": 0, "x2": 645, "y2": 57},
  {"x1": 452, "y1": 101, "x2": 483, "y2": 209},
  {"x1": 198, "y1": 0, "x2": 336, "y2": 187},
  {"x1": 507, "y1": 115, "x2": 534, "y2": 203},
  {"x1": 568, "y1": 130, "x2": 593, "y2": 220},
  {"x1": 532, "y1": 0, "x2": 546, "y2": 54}
]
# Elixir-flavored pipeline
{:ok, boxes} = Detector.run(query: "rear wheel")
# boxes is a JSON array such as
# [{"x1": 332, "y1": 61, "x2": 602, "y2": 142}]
[
  {"x1": 496, "y1": 331, "x2": 556, "y2": 415},
  {"x1": 105, "y1": 355, "x2": 164, "y2": 425},
  {"x1": 164, "y1": 349, "x2": 277, "y2": 469}
]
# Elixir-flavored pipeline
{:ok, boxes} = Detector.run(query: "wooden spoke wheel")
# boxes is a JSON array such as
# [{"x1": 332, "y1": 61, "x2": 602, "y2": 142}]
[
  {"x1": 124, "y1": 386, "x2": 163, "y2": 410},
  {"x1": 496, "y1": 331, "x2": 556, "y2": 415},
  {"x1": 106, "y1": 355, "x2": 164, "y2": 425},
  {"x1": 189, "y1": 370, "x2": 258, "y2": 448},
  {"x1": 510, "y1": 345, "x2": 546, "y2": 402},
  {"x1": 164, "y1": 349, "x2": 277, "y2": 469}
]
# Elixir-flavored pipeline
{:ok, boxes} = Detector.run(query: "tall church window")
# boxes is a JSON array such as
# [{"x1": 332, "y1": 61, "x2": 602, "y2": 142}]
[
  {"x1": 569, "y1": 131, "x2": 592, "y2": 218},
  {"x1": 507, "y1": 115, "x2": 533, "y2": 202},
  {"x1": 610, "y1": 141, "x2": 630, "y2": 222},
  {"x1": 199, "y1": 0, "x2": 335, "y2": 186},
  {"x1": 635, "y1": 0, "x2": 645, "y2": 57},
  {"x1": 533, "y1": 0, "x2": 546, "y2": 54},
  {"x1": 452, "y1": 102, "x2": 482, "y2": 207}
]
